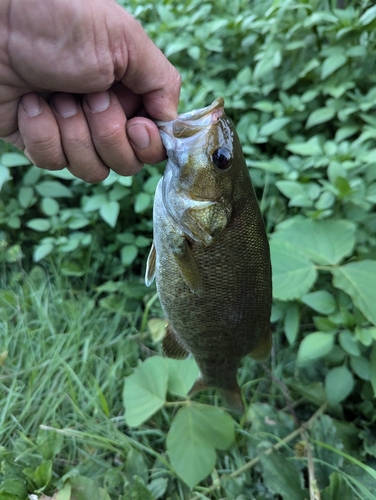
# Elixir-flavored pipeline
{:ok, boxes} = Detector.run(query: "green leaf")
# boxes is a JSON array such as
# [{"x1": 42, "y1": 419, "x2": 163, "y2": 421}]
[
  {"x1": 253, "y1": 57, "x2": 274, "y2": 80},
  {"x1": 0, "y1": 165, "x2": 11, "y2": 189},
  {"x1": 301, "y1": 290, "x2": 336, "y2": 314},
  {"x1": 83, "y1": 194, "x2": 107, "y2": 212},
  {"x1": 338, "y1": 330, "x2": 360, "y2": 356},
  {"x1": 0, "y1": 479, "x2": 28, "y2": 499},
  {"x1": 123, "y1": 357, "x2": 168, "y2": 427},
  {"x1": 259, "y1": 450, "x2": 307, "y2": 500},
  {"x1": 148, "y1": 318, "x2": 166, "y2": 342},
  {"x1": 35, "y1": 181, "x2": 73, "y2": 198},
  {"x1": 322, "y1": 472, "x2": 362, "y2": 500},
  {"x1": 359, "y1": 5, "x2": 376, "y2": 26},
  {"x1": 167, "y1": 358, "x2": 199, "y2": 397},
  {"x1": 56, "y1": 482, "x2": 72, "y2": 500},
  {"x1": 69, "y1": 476, "x2": 111, "y2": 500},
  {"x1": 272, "y1": 219, "x2": 356, "y2": 265},
  {"x1": 332, "y1": 261, "x2": 376, "y2": 325},
  {"x1": 370, "y1": 343, "x2": 376, "y2": 396},
  {"x1": 18, "y1": 186, "x2": 34, "y2": 208},
  {"x1": 166, "y1": 404, "x2": 235, "y2": 488},
  {"x1": 284, "y1": 303, "x2": 300, "y2": 345},
  {"x1": 134, "y1": 192, "x2": 152, "y2": 213},
  {"x1": 1, "y1": 152, "x2": 30, "y2": 166},
  {"x1": 253, "y1": 100, "x2": 274, "y2": 113},
  {"x1": 41, "y1": 197, "x2": 59, "y2": 216},
  {"x1": 99, "y1": 200, "x2": 120, "y2": 228},
  {"x1": 325, "y1": 365, "x2": 354, "y2": 405},
  {"x1": 259, "y1": 117, "x2": 291, "y2": 136},
  {"x1": 147, "y1": 478, "x2": 168, "y2": 500},
  {"x1": 275, "y1": 181, "x2": 312, "y2": 207},
  {"x1": 270, "y1": 240, "x2": 318, "y2": 301},
  {"x1": 23, "y1": 460, "x2": 52, "y2": 489},
  {"x1": 350, "y1": 355, "x2": 370, "y2": 381},
  {"x1": 33, "y1": 243, "x2": 54, "y2": 262},
  {"x1": 306, "y1": 107, "x2": 335, "y2": 128},
  {"x1": 321, "y1": 54, "x2": 347, "y2": 80},
  {"x1": 121, "y1": 245, "x2": 138, "y2": 266},
  {"x1": 297, "y1": 332, "x2": 335, "y2": 366},
  {"x1": 286, "y1": 136, "x2": 322, "y2": 156},
  {"x1": 26, "y1": 218, "x2": 51, "y2": 232}
]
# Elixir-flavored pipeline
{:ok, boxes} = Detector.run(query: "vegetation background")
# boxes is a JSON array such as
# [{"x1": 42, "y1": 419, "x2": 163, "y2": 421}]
[{"x1": 1, "y1": 0, "x2": 376, "y2": 498}]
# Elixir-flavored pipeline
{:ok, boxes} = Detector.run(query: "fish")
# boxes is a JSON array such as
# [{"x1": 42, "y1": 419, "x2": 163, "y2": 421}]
[{"x1": 145, "y1": 97, "x2": 272, "y2": 414}]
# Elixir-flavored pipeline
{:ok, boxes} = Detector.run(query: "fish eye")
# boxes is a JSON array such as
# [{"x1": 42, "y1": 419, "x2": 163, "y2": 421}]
[{"x1": 212, "y1": 147, "x2": 232, "y2": 170}]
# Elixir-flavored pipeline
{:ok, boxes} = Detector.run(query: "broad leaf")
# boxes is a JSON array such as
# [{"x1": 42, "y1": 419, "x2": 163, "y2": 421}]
[
  {"x1": 99, "y1": 200, "x2": 120, "y2": 228},
  {"x1": 35, "y1": 181, "x2": 73, "y2": 198},
  {"x1": 123, "y1": 357, "x2": 168, "y2": 427},
  {"x1": 270, "y1": 240, "x2": 317, "y2": 300},
  {"x1": 272, "y1": 219, "x2": 356, "y2": 265},
  {"x1": 26, "y1": 218, "x2": 51, "y2": 232},
  {"x1": 166, "y1": 404, "x2": 235, "y2": 488},
  {"x1": 321, "y1": 54, "x2": 347, "y2": 80},
  {"x1": 69, "y1": 476, "x2": 111, "y2": 500},
  {"x1": 286, "y1": 136, "x2": 322, "y2": 156},
  {"x1": 332, "y1": 260, "x2": 376, "y2": 325},
  {"x1": 259, "y1": 450, "x2": 307, "y2": 500},
  {"x1": 322, "y1": 472, "x2": 361, "y2": 500},
  {"x1": 259, "y1": 117, "x2": 291, "y2": 136},
  {"x1": 167, "y1": 358, "x2": 199, "y2": 397},
  {"x1": 33, "y1": 243, "x2": 54, "y2": 263},
  {"x1": 301, "y1": 290, "x2": 336, "y2": 314},
  {"x1": 1, "y1": 152, "x2": 30, "y2": 167},
  {"x1": 325, "y1": 365, "x2": 354, "y2": 405},
  {"x1": 370, "y1": 343, "x2": 376, "y2": 396},
  {"x1": 121, "y1": 244, "x2": 138, "y2": 266},
  {"x1": 297, "y1": 332, "x2": 335, "y2": 366},
  {"x1": 0, "y1": 165, "x2": 11, "y2": 189},
  {"x1": 306, "y1": 107, "x2": 335, "y2": 128}
]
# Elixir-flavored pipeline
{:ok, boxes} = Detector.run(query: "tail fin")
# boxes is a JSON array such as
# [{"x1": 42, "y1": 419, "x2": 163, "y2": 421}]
[
  {"x1": 220, "y1": 387, "x2": 244, "y2": 415},
  {"x1": 188, "y1": 376, "x2": 244, "y2": 415}
]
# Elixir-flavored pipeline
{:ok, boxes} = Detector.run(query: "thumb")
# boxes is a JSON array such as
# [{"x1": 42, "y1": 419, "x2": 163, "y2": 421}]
[{"x1": 118, "y1": 10, "x2": 181, "y2": 121}]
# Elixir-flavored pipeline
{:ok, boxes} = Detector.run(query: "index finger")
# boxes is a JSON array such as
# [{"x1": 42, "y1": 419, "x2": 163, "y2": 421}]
[{"x1": 118, "y1": 10, "x2": 181, "y2": 121}]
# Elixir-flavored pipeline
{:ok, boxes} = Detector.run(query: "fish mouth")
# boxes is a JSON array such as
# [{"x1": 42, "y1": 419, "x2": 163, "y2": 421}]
[{"x1": 156, "y1": 98, "x2": 225, "y2": 140}]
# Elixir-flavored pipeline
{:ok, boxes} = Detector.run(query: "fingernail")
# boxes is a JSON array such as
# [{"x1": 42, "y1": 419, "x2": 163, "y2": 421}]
[
  {"x1": 21, "y1": 94, "x2": 41, "y2": 117},
  {"x1": 86, "y1": 91, "x2": 111, "y2": 113},
  {"x1": 54, "y1": 94, "x2": 78, "y2": 118},
  {"x1": 127, "y1": 124, "x2": 151, "y2": 149}
]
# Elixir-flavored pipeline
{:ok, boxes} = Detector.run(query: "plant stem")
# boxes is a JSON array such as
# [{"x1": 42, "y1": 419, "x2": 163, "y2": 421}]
[{"x1": 191, "y1": 402, "x2": 327, "y2": 500}]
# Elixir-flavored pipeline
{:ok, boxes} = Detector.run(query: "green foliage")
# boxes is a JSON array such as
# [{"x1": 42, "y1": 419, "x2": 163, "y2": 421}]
[{"x1": 2, "y1": 0, "x2": 376, "y2": 497}]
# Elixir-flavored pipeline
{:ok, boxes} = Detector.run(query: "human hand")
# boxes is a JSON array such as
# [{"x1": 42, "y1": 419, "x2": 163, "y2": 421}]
[{"x1": 0, "y1": 0, "x2": 181, "y2": 182}]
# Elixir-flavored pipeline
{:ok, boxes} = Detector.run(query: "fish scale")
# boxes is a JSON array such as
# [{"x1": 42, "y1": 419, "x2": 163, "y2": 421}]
[{"x1": 145, "y1": 98, "x2": 272, "y2": 413}]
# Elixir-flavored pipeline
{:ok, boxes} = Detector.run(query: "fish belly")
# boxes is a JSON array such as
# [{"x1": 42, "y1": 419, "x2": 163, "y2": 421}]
[{"x1": 153, "y1": 190, "x2": 271, "y2": 391}]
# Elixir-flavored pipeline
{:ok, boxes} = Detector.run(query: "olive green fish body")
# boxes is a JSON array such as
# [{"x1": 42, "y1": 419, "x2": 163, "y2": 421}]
[{"x1": 146, "y1": 98, "x2": 272, "y2": 412}]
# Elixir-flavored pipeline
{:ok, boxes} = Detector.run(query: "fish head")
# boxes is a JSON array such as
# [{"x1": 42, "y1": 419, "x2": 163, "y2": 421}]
[{"x1": 157, "y1": 98, "x2": 247, "y2": 244}]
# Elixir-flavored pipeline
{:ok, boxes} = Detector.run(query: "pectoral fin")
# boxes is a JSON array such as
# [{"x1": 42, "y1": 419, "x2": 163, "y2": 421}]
[
  {"x1": 145, "y1": 241, "x2": 156, "y2": 286},
  {"x1": 249, "y1": 327, "x2": 272, "y2": 362},
  {"x1": 173, "y1": 240, "x2": 203, "y2": 297},
  {"x1": 162, "y1": 323, "x2": 189, "y2": 359}
]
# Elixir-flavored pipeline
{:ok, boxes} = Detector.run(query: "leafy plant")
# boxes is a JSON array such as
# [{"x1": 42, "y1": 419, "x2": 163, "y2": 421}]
[{"x1": 2, "y1": 0, "x2": 376, "y2": 498}]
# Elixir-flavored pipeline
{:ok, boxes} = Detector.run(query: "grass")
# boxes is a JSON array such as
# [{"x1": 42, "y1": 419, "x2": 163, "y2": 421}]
[
  {"x1": 0, "y1": 265, "x2": 141, "y2": 467},
  {"x1": 1, "y1": 263, "x2": 376, "y2": 500}
]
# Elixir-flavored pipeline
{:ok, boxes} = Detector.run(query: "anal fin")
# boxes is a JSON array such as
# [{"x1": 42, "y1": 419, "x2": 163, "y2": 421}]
[
  {"x1": 145, "y1": 241, "x2": 156, "y2": 286},
  {"x1": 162, "y1": 323, "x2": 189, "y2": 359},
  {"x1": 249, "y1": 326, "x2": 272, "y2": 362}
]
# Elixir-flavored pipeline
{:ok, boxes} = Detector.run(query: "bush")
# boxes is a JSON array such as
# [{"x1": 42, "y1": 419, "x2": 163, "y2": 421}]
[{"x1": 1, "y1": 0, "x2": 376, "y2": 497}]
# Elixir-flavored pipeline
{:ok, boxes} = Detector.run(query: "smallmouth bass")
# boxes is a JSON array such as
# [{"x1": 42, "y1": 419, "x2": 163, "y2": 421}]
[{"x1": 145, "y1": 98, "x2": 272, "y2": 413}]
